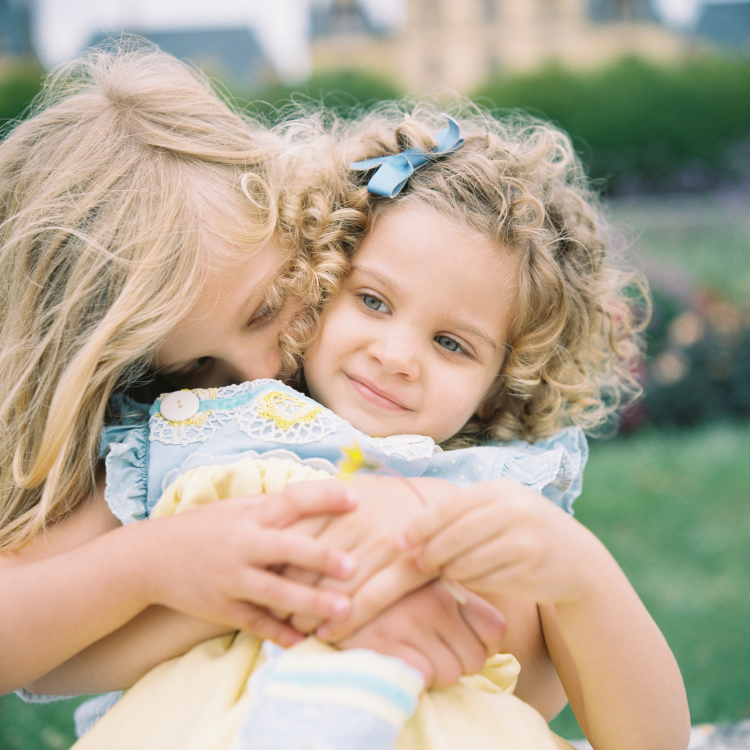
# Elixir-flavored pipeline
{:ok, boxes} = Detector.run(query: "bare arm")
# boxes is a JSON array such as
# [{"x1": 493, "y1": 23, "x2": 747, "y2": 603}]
[
  {"x1": 26, "y1": 606, "x2": 231, "y2": 695},
  {"x1": 1, "y1": 475, "x2": 359, "y2": 696},
  {"x1": 399, "y1": 479, "x2": 691, "y2": 750},
  {"x1": 538, "y1": 556, "x2": 689, "y2": 749}
]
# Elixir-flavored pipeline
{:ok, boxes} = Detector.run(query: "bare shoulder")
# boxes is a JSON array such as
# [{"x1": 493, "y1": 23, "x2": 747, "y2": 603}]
[{"x1": 0, "y1": 466, "x2": 120, "y2": 568}]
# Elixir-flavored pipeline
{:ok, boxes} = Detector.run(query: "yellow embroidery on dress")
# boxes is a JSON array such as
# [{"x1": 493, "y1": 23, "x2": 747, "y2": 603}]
[{"x1": 257, "y1": 391, "x2": 321, "y2": 431}]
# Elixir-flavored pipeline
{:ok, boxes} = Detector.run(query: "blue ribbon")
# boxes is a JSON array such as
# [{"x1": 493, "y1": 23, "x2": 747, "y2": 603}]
[{"x1": 349, "y1": 114, "x2": 464, "y2": 198}]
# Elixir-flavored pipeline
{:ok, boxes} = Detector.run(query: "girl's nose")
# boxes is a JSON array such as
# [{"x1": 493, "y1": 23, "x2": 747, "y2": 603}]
[{"x1": 369, "y1": 333, "x2": 420, "y2": 380}]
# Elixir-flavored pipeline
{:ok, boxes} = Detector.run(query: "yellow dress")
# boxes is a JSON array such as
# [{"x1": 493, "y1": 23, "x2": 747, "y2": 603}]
[{"x1": 73, "y1": 457, "x2": 575, "y2": 750}]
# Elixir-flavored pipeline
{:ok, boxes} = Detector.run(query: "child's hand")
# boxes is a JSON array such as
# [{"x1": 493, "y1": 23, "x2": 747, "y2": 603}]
[
  {"x1": 281, "y1": 476, "x2": 455, "y2": 633},
  {"x1": 397, "y1": 479, "x2": 600, "y2": 605},
  {"x1": 141, "y1": 485, "x2": 359, "y2": 647},
  {"x1": 334, "y1": 580, "x2": 506, "y2": 689}
]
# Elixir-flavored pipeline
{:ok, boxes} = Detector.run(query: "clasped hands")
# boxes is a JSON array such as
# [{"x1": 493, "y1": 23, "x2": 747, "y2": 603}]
[
  {"x1": 269, "y1": 475, "x2": 507, "y2": 687},
  {"x1": 152, "y1": 471, "x2": 593, "y2": 688},
  {"x1": 265, "y1": 472, "x2": 599, "y2": 689}
]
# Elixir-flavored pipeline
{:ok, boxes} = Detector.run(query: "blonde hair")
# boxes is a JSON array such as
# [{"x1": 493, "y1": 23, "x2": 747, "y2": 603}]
[
  {"x1": 308, "y1": 103, "x2": 648, "y2": 447},
  {"x1": 0, "y1": 42, "x2": 286, "y2": 550}
]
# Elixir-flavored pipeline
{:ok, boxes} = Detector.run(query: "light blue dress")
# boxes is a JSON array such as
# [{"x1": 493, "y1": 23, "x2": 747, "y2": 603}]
[
  {"x1": 103, "y1": 378, "x2": 587, "y2": 525},
  {"x1": 20, "y1": 378, "x2": 588, "y2": 737}
]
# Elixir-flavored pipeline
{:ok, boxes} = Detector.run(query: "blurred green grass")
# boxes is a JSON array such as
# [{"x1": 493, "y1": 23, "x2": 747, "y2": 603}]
[
  {"x1": 550, "y1": 422, "x2": 750, "y2": 738},
  {"x1": 0, "y1": 696, "x2": 86, "y2": 749}
]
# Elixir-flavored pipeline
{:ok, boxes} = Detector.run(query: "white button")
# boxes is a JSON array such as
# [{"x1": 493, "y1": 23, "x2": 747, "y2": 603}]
[
  {"x1": 386, "y1": 434, "x2": 426, "y2": 444},
  {"x1": 159, "y1": 390, "x2": 200, "y2": 422}
]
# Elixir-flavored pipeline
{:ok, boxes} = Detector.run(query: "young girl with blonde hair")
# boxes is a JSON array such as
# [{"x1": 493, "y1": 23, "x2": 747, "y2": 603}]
[
  {"x1": 2, "y1": 41, "x2": 510, "y2": 710},
  {"x1": 53, "y1": 107, "x2": 689, "y2": 750}
]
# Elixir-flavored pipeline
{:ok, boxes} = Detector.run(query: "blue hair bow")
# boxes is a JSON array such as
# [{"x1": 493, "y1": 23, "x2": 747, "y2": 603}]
[{"x1": 349, "y1": 115, "x2": 465, "y2": 198}]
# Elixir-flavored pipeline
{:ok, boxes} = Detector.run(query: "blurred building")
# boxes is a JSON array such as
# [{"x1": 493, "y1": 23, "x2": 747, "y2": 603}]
[
  {"x1": 311, "y1": 0, "x2": 692, "y2": 94},
  {"x1": 695, "y1": 1, "x2": 750, "y2": 52},
  {"x1": 311, "y1": 0, "x2": 401, "y2": 83}
]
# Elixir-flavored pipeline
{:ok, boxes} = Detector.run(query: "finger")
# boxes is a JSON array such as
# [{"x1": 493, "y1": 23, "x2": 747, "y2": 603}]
[
  {"x1": 293, "y1": 532, "x2": 406, "y2": 600},
  {"x1": 234, "y1": 568, "x2": 351, "y2": 622},
  {"x1": 268, "y1": 564, "x2": 317, "y2": 620},
  {"x1": 457, "y1": 588, "x2": 507, "y2": 657},
  {"x1": 415, "y1": 583, "x2": 489, "y2": 678},
  {"x1": 383, "y1": 645, "x2": 434, "y2": 689},
  {"x1": 399, "y1": 486, "x2": 496, "y2": 550},
  {"x1": 416, "y1": 505, "x2": 510, "y2": 573},
  {"x1": 289, "y1": 611, "x2": 324, "y2": 634},
  {"x1": 317, "y1": 562, "x2": 431, "y2": 642},
  {"x1": 418, "y1": 634, "x2": 463, "y2": 689},
  {"x1": 251, "y1": 529, "x2": 357, "y2": 580},
  {"x1": 440, "y1": 535, "x2": 534, "y2": 583},
  {"x1": 227, "y1": 603, "x2": 306, "y2": 648},
  {"x1": 259, "y1": 481, "x2": 356, "y2": 528}
]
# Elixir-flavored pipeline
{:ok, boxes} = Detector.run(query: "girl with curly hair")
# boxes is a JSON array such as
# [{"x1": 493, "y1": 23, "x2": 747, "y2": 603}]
[{"x1": 61, "y1": 106, "x2": 689, "y2": 750}]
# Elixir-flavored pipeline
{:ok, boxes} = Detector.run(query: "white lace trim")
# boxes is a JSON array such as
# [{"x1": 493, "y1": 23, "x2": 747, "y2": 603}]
[
  {"x1": 369, "y1": 435, "x2": 437, "y2": 462},
  {"x1": 236, "y1": 389, "x2": 345, "y2": 445},
  {"x1": 150, "y1": 384, "x2": 347, "y2": 447},
  {"x1": 149, "y1": 408, "x2": 234, "y2": 446}
]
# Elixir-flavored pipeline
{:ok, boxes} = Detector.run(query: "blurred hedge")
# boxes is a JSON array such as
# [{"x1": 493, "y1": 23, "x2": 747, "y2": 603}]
[
  {"x1": 622, "y1": 287, "x2": 750, "y2": 431},
  {"x1": 0, "y1": 62, "x2": 44, "y2": 127},
  {"x1": 244, "y1": 69, "x2": 403, "y2": 121},
  {"x1": 474, "y1": 57, "x2": 750, "y2": 194}
]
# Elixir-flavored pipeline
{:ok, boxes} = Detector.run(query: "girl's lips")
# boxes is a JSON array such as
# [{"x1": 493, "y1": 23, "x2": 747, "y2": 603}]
[{"x1": 346, "y1": 375, "x2": 410, "y2": 411}]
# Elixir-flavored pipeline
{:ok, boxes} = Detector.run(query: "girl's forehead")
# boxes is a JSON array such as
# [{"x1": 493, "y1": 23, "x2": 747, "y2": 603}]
[
  {"x1": 352, "y1": 203, "x2": 518, "y2": 337},
  {"x1": 359, "y1": 202, "x2": 511, "y2": 267}
]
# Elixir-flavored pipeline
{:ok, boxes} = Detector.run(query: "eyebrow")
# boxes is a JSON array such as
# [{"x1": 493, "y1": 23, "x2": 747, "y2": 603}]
[
  {"x1": 352, "y1": 264, "x2": 405, "y2": 298},
  {"x1": 354, "y1": 263, "x2": 501, "y2": 354},
  {"x1": 444, "y1": 315, "x2": 501, "y2": 353}
]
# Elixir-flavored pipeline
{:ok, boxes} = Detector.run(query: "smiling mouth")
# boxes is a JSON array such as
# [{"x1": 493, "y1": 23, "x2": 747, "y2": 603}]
[{"x1": 346, "y1": 375, "x2": 411, "y2": 411}]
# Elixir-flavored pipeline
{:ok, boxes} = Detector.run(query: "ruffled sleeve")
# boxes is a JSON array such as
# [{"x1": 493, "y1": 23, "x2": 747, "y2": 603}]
[
  {"x1": 500, "y1": 427, "x2": 588, "y2": 514},
  {"x1": 14, "y1": 687, "x2": 72, "y2": 703},
  {"x1": 99, "y1": 395, "x2": 150, "y2": 525},
  {"x1": 423, "y1": 427, "x2": 588, "y2": 514}
]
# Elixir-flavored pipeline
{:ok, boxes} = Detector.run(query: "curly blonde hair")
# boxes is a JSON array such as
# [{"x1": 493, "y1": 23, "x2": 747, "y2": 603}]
[
  {"x1": 299, "y1": 103, "x2": 648, "y2": 448},
  {"x1": 0, "y1": 41, "x2": 311, "y2": 550}
]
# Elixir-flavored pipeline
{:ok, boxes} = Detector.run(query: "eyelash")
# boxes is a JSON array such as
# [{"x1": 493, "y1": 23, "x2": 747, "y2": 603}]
[
  {"x1": 359, "y1": 293, "x2": 390, "y2": 314},
  {"x1": 434, "y1": 335, "x2": 469, "y2": 357},
  {"x1": 356, "y1": 292, "x2": 471, "y2": 359},
  {"x1": 249, "y1": 301, "x2": 280, "y2": 327}
]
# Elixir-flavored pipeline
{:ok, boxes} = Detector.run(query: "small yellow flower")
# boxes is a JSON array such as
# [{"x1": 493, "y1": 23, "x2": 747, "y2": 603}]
[{"x1": 338, "y1": 442, "x2": 380, "y2": 477}]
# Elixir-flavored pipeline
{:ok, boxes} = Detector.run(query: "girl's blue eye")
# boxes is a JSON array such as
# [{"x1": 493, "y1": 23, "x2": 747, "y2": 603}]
[
  {"x1": 361, "y1": 294, "x2": 389, "y2": 313},
  {"x1": 435, "y1": 335, "x2": 465, "y2": 354}
]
